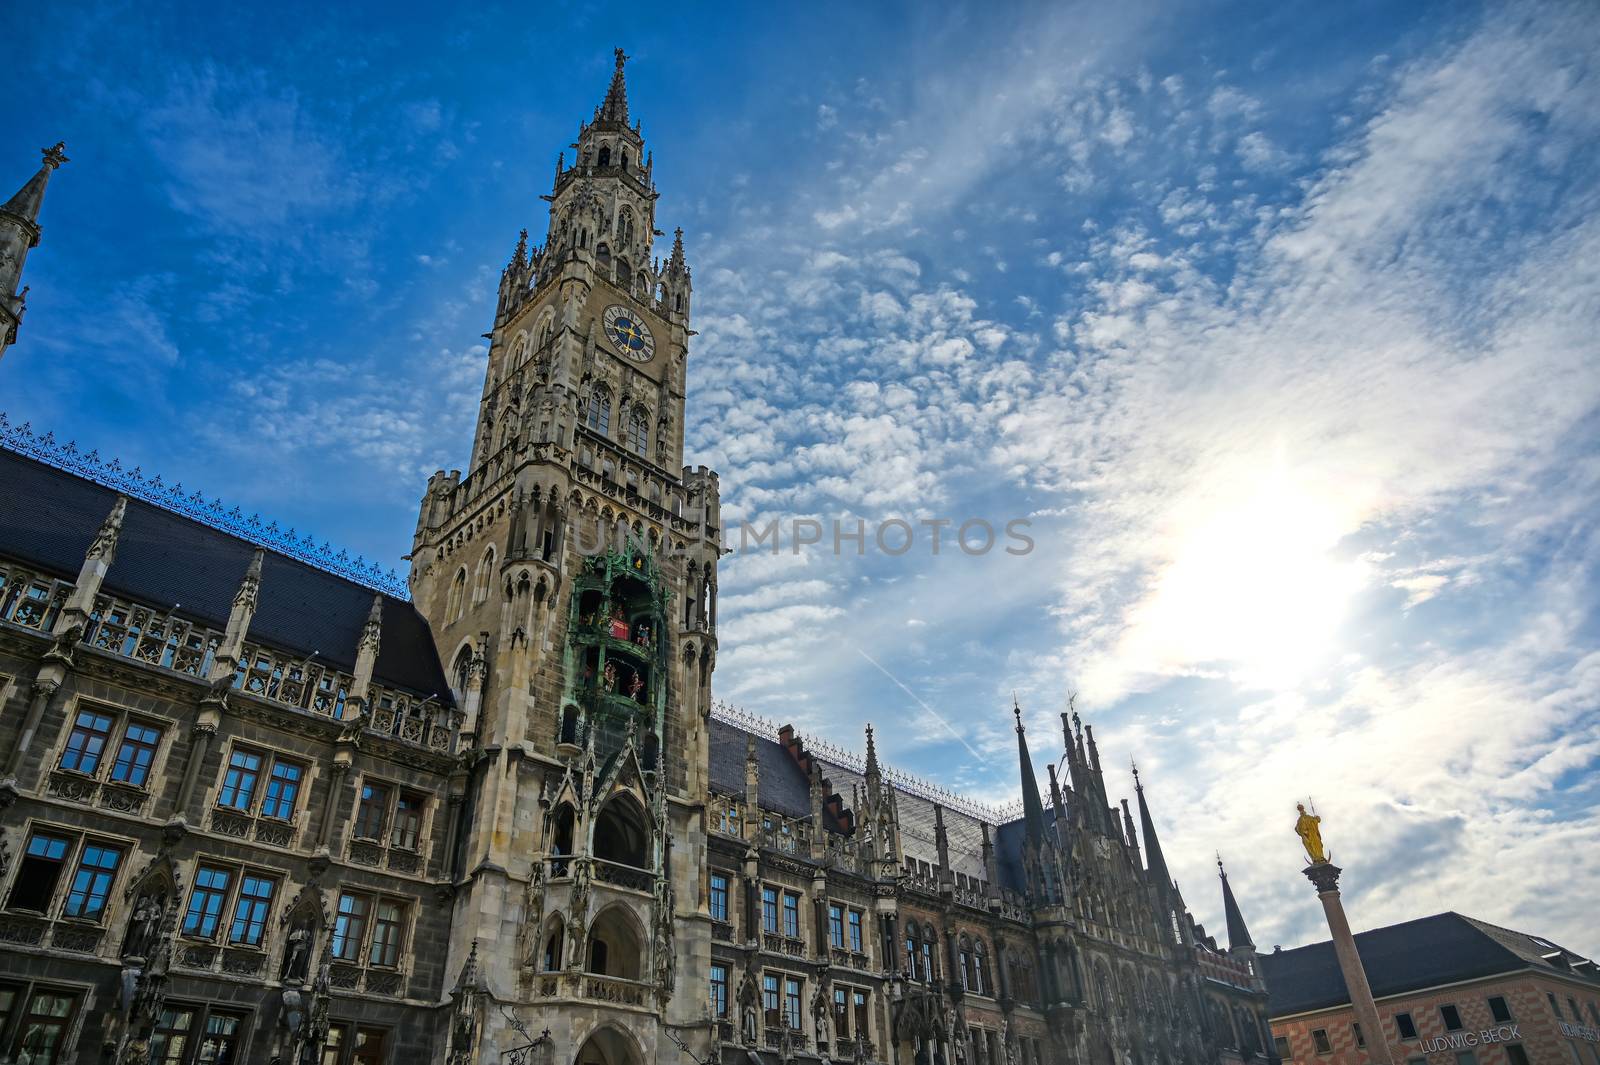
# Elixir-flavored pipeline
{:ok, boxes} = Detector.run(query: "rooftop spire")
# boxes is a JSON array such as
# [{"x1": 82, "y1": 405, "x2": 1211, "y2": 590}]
[
  {"x1": 667, "y1": 227, "x2": 687, "y2": 272},
  {"x1": 1134, "y1": 760, "x2": 1172, "y2": 887},
  {"x1": 1014, "y1": 699, "x2": 1048, "y2": 845},
  {"x1": 1218, "y1": 855, "x2": 1255, "y2": 952},
  {"x1": 596, "y1": 47, "x2": 630, "y2": 125}
]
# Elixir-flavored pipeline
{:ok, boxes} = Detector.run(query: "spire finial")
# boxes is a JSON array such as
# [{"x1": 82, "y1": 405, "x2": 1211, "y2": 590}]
[
  {"x1": 597, "y1": 47, "x2": 630, "y2": 124},
  {"x1": 1131, "y1": 756, "x2": 1141, "y2": 790},
  {"x1": 42, "y1": 143, "x2": 69, "y2": 170}
]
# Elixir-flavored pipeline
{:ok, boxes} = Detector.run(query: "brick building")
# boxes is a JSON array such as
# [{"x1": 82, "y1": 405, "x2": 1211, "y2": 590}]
[{"x1": 1262, "y1": 912, "x2": 1600, "y2": 1065}]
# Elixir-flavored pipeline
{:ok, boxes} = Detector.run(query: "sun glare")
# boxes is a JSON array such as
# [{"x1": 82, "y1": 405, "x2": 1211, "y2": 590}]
[{"x1": 1119, "y1": 456, "x2": 1371, "y2": 690}]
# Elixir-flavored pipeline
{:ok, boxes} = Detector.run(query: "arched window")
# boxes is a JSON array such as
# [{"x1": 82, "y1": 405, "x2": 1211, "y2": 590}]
[
  {"x1": 905, "y1": 922, "x2": 920, "y2": 980},
  {"x1": 541, "y1": 923, "x2": 564, "y2": 971},
  {"x1": 452, "y1": 647, "x2": 473, "y2": 703},
  {"x1": 615, "y1": 258, "x2": 630, "y2": 287},
  {"x1": 628, "y1": 407, "x2": 649, "y2": 455},
  {"x1": 550, "y1": 803, "x2": 576, "y2": 876},
  {"x1": 959, "y1": 936, "x2": 973, "y2": 992},
  {"x1": 617, "y1": 207, "x2": 635, "y2": 248},
  {"x1": 597, "y1": 145, "x2": 611, "y2": 167},
  {"x1": 473, "y1": 546, "x2": 495, "y2": 605},
  {"x1": 593, "y1": 793, "x2": 649, "y2": 867},
  {"x1": 974, "y1": 939, "x2": 990, "y2": 996},
  {"x1": 586, "y1": 905, "x2": 644, "y2": 979},
  {"x1": 446, "y1": 567, "x2": 467, "y2": 623},
  {"x1": 584, "y1": 384, "x2": 611, "y2": 435}
]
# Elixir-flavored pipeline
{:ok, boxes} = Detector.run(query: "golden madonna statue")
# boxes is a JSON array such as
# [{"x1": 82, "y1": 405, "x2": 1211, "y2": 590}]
[{"x1": 1295, "y1": 802, "x2": 1328, "y2": 864}]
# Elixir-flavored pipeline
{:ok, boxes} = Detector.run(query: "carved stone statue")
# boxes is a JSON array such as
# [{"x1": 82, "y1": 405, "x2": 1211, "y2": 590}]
[
  {"x1": 281, "y1": 921, "x2": 313, "y2": 983},
  {"x1": 738, "y1": 971, "x2": 760, "y2": 1045},
  {"x1": 122, "y1": 893, "x2": 163, "y2": 959},
  {"x1": 1294, "y1": 803, "x2": 1327, "y2": 864},
  {"x1": 812, "y1": 980, "x2": 832, "y2": 1046}
]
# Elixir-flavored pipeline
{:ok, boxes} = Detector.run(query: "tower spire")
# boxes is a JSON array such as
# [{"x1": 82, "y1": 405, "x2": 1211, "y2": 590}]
[
  {"x1": 596, "y1": 47, "x2": 630, "y2": 125},
  {"x1": 1218, "y1": 855, "x2": 1255, "y2": 952},
  {"x1": 1014, "y1": 699, "x2": 1047, "y2": 845},
  {"x1": 1, "y1": 142, "x2": 68, "y2": 361},
  {"x1": 1, "y1": 142, "x2": 67, "y2": 224}
]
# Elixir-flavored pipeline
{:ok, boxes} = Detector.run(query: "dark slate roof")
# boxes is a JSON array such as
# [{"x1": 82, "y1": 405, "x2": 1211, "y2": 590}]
[
  {"x1": 0, "y1": 448, "x2": 451, "y2": 701},
  {"x1": 994, "y1": 809, "x2": 1057, "y2": 893},
  {"x1": 1259, "y1": 911, "x2": 1600, "y2": 1018},
  {"x1": 707, "y1": 718, "x2": 811, "y2": 820}
]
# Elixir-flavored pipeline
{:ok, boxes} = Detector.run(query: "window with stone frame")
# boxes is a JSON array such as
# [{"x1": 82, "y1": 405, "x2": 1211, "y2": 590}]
[
  {"x1": 1441, "y1": 1004, "x2": 1465, "y2": 1032},
  {"x1": 352, "y1": 781, "x2": 428, "y2": 852},
  {"x1": 782, "y1": 891, "x2": 801, "y2": 939},
  {"x1": 447, "y1": 568, "x2": 467, "y2": 624},
  {"x1": 354, "y1": 782, "x2": 391, "y2": 841},
  {"x1": 181, "y1": 862, "x2": 278, "y2": 947},
  {"x1": 149, "y1": 1002, "x2": 248, "y2": 1065},
  {"x1": 214, "y1": 745, "x2": 305, "y2": 826},
  {"x1": 628, "y1": 406, "x2": 649, "y2": 455},
  {"x1": 0, "y1": 983, "x2": 80, "y2": 1065},
  {"x1": 763, "y1": 973, "x2": 781, "y2": 1027},
  {"x1": 828, "y1": 903, "x2": 845, "y2": 948},
  {"x1": 783, "y1": 976, "x2": 803, "y2": 1030},
  {"x1": 710, "y1": 964, "x2": 729, "y2": 1018},
  {"x1": 332, "y1": 890, "x2": 409, "y2": 969},
  {"x1": 584, "y1": 383, "x2": 612, "y2": 436},
  {"x1": 390, "y1": 791, "x2": 425, "y2": 851},
  {"x1": 848, "y1": 908, "x2": 864, "y2": 953},
  {"x1": 1311, "y1": 1028, "x2": 1332, "y2": 1054},
  {"x1": 57, "y1": 704, "x2": 166, "y2": 789},
  {"x1": 1395, "y1": 1012, "x2": 1418, "y2": 1039},
  {"x1": 323, "y1": 1023, "x2": 390, "y2": 1065},
  {"x1": 6, "y1": 828, "x2": 125, "y2": 922},
  {"x1": 709, "y1": 874, "x2": 729, "y2": 922},
  {"x1": 761, "y1": 886, "x2": 779, "y2": 934},
  {"x1": 853, "y1": 988, "x2": 869, "y2": 1041}
]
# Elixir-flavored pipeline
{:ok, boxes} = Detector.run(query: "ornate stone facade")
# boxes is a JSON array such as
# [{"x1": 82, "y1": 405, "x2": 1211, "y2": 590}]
[{"x1": 0, "y1": 51, "x2": 1275, "y2": 1065}]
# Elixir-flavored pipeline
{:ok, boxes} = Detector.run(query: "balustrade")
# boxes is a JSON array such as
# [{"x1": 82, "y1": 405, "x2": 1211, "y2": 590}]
[
  {"x1": 0, "y1": 563, "x2": 70, "y2": 632},
  {"x1": 593, "y1": 859, "x2": 654, "y2": 893}
]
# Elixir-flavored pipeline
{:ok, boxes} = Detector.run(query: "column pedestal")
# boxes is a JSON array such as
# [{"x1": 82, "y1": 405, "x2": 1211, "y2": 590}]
[{"x1": 1304, "y1": 862, "x2": 1396, "y2": 1065}]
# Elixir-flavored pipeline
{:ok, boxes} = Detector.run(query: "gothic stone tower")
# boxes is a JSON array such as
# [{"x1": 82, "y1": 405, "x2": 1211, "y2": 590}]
[{"x1": 409, "y1": 50, "x2": 721, "y2": 1064}]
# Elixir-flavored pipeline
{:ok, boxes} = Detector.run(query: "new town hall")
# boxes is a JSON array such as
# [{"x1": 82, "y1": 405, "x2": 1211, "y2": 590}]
[{"x1": 0, "y1": 53, "x2": 1277, "y2": 1065}]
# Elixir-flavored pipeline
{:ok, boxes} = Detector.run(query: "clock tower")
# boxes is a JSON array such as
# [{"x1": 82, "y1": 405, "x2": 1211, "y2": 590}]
[{"x1": 409, "y1": 48, "x2": 720, "y2": 1063}]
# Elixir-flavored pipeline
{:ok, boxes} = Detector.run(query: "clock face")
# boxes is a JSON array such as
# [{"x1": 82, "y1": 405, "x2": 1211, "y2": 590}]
[{"x1": 603, "y1": 304, "x2": 655, "y2": 363}]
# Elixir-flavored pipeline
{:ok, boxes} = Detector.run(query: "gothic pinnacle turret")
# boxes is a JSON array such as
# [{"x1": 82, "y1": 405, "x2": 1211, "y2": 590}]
[
  {"x1": 1014, "y1": 700, "x2": 1048, "y2": 846},
  {"x1": 1134, "y1": 760, "x2": 1173, "y2": 889},
  {"x1": 1, "y1": 142, "x2": 68, "y2": 363},
  {"x1": 1219, "y1": 855, "x2": 1256, "y2": 953}
]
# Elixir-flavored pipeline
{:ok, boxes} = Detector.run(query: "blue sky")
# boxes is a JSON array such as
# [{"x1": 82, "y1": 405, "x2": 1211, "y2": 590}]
[{"x1": 5, "y1": 0, "x2": 1599, "y2": 956}]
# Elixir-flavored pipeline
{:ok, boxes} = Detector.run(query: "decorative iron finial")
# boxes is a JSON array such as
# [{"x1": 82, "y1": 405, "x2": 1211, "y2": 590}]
[
  {"x1": 1130, "y1": 757, "x2": 1141, "y2": 790},
  {"x1": 42, "y1": 142, "x2": 69, "y2": 170}
]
